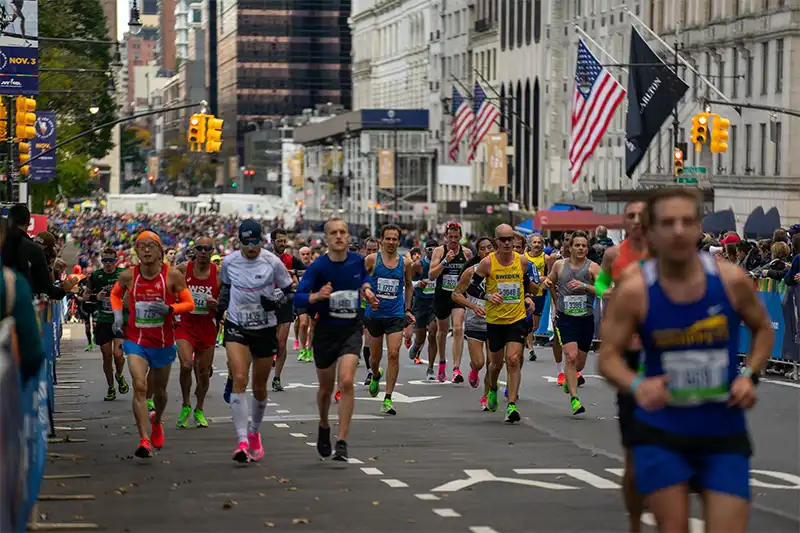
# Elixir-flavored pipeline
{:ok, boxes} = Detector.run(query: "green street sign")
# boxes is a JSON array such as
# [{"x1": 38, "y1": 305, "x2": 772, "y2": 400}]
[
  {"x1": 683, "y1": 166, "x2": 707, "y2": 175},
  {"x1": 677, "y1": 177, "x2": 698, "y2": 185}
]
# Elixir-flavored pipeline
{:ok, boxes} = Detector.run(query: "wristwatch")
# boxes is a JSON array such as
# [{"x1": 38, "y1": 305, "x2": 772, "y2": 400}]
[{"x1": 740, "y1": 366, "x2": 760, "y2": 386}]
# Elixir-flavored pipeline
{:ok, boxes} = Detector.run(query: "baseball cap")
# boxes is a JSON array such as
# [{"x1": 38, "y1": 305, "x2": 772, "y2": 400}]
[
  {"x1": 720, "y1": 234, "x2": 741, "y2": 245},
  {"x1": 425, "y1": 239, "x2": 438, "y2": 249},
  {"x1": 238, "y1": 219, "x2": 263, "y2": 244},
  {"x1": 34, "y1": 231, "x2": 56, "y2": 248}
]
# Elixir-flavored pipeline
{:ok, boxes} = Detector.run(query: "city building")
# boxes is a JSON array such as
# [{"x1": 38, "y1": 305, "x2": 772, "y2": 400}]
[
  {"x1": 175, "y1": 0, "x2": 205, "y2": 61},
  {"x1": 217, "y1": 0, "x2": 353, "y2": 185},
  {"x1": 157, "y1": 0, "x2": 178, "y2": 72},
  {"x1": 98, "y1": 0, "x2": 121, "y2": 193},
  {"x1": 124, "y1": 28, "x2": 159, "y2": 109}
]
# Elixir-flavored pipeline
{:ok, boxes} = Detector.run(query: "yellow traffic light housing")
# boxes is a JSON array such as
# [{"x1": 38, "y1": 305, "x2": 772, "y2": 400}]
[
  {"x1": 690, "y1": 112, "x2": 709, "y2": 152},
  {"x1": 710, "y1": 116, "x2": 730, "y2": 154},
  {"x1": 205, "y1": 116, "x2": 224, "y2": 153},
  {"x1": 18, "y1": 140, "x2": 30, "y2": 176},
  {"x1": 188, "y1": 114, "x2": 206, "y2": 149},
  {"x1": 673, "y1": 147, "x2": 684, "y2": 177},
  {"x1": 15, "y1": 97, "x2": 36, "y2": 139},
  {"x1": 0, "y1": 101, "x2": 7, "y2": 141}
]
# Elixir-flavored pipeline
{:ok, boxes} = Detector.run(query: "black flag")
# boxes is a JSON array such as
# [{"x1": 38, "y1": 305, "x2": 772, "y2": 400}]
[{"x1": 624, "y1": 28, "x2": 689, "y2": 178}]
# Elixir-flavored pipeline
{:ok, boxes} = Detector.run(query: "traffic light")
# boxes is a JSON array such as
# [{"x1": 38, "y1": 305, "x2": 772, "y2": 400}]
[
  {"x1": 18, "y1": 140, "x2": 30, "y2": 176},
  {"x1": 673, "y1": 147, "x2": 684, "y2": 177},
  {"x1": 0, "y1": 101, "x2": 7, "y2": 141},
  {"x1": 243, "y1": 169, "x2": 254, "y2": 177},
  {"x1": 690, "y1": 112, "x2": 709, "y2": 152},
  {"x1": 15, "y1": 97, "x2": 36, "y2": 139},
  {"x1": 188, "y1": 114, "x2": 206, "y2": 148},
  {"x1": 205, "y1": 116, "x2": 224, "y2": 153},
  {"x1": 710, "y1": 116, "x2": 730, "y2": 154}
]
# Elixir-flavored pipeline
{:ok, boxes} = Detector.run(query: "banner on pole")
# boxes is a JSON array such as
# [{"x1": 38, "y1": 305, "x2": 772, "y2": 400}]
[
  {"x1": 28, "y1": 111, "x2": 55, "y2": 183},
  {"x1": 377, "y1": 149, "x2": 395, "y2": 189},
  {"x1": 485, "y1": 132, "x2": 507, "y2": 187},
  {"x1": 289, "y1": 153, "x2": 303, "y2": 188},
  {"x1": 624, "y1": 27, "x2": 689, "y2": 178},
  {"x1": 0, "y1": 0, "x2": 39, "y2": 95}
]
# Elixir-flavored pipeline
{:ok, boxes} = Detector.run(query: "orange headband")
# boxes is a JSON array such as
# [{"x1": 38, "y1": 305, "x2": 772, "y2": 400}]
[{"x1": 136, "y1": 231, "x2": 162, "y2": 246}]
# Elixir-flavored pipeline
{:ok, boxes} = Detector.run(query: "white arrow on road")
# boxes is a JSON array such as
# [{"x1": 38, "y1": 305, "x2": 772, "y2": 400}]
[
  {"x1": 282, "y1": 383, "x2": 319, "y2": 389},
  {"x1": 358, "y1": 391, "x2": 440, "y2": 403}
]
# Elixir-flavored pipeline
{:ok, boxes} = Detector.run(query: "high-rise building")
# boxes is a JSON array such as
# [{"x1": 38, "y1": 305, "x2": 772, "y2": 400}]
[
  {"x1": 125, "y1": 27, "x2": 159, "y2": 108},
  {"x1": 99, "y1": 0, "x2": 117, "y2": 39},
  {"x1": 175, "y1": 0, "x2": 205, "y2": 61},
  {"x1": 157, "y1": 0, "x2": 178, "y2": 72}
]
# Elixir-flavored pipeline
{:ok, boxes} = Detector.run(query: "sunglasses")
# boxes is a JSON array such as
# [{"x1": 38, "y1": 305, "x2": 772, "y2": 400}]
[
  {"x1": 497, "y1": 236, "x2": 513, "y2": 243},
  {"x1": 101, "y1": 258, "x2": 116, "y2": 263},
  {"x1": 195, "y1": 245, "x2": 214, "y2": 252},
  {"x1": 241, "y1": 239, "x2": 260, "y2": 247}
]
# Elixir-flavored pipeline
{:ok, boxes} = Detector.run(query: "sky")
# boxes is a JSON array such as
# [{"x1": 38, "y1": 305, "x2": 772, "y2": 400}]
[{"x1": 116, "y1": 0, "x2": 131, "y2": 40}]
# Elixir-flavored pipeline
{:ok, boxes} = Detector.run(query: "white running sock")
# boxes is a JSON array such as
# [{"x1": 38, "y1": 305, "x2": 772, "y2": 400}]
[
  {"x1": 248, "y1": 396, "x2": 267, "y2": 434},
  {"x1": 556, "y1": 362, "x2": 563, "y2": 375},
  {"x1": 229, "y1": 393, "x2": 249, "y2": 443}
]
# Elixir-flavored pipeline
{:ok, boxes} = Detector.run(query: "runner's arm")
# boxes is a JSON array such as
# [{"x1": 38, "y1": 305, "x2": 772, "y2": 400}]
[
  {"x1": 521, "y1": 256, "x2": 540, "y2": 295},
  {"x1": 463, "y1": 247, "x2": 473, "y2": 260},
  {"x1": 167, "y1": 268, "x2": 195, "y2": 315},
  {"x1": 583, "y1": 262, "x2": 602, "y2": 295},
  {"x1": 109, "y1": 269, "x2": 132, "y2": 311},
  {"x1": 543, "y1": 259, "x2": 562, "y2": 289},
  {"x1": 452, "y1": 268, "x2": 481, "y2": 311},
  {"x1": 597, "y1": 273, "x2": 645, "y2": 392},
  {"x1": 294, "y1": 260, "x2": 317, "y2": 307},
  {"x1": 364, "y1": 253, "x2": 377, "y2": 276},
  {"x1": 404, "y1": 260, "x2": 414, "y2": 312},
  {"x1": 723, "y1": 263, "x2": 774, "y2": 374},
  {"x1": 595, "y1": 246, "x2": 618, "y2": 298},
  {"x1": 427, "y1": 247, "x2": 446, "y2": 279}
]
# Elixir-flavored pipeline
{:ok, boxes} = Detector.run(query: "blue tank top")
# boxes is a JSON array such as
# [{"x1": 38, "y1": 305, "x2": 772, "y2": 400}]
[
  {"x1": 414, "y1": 257, "x2": 435, "y2": 300},
  {"x1": 366, "y1": 251, "x2": 405, "y2": 319},
  {"x1": 637, "y1": 253, "x2": 745, "y2": 438}
]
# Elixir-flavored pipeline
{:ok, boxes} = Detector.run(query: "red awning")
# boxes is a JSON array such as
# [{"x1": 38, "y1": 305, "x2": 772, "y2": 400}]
[{"x1": 534, "y1": 210, "x2": 625, "y2": 231}]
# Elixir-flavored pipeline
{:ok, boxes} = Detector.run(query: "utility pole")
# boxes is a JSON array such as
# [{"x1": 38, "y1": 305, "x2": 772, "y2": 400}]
[
  {"x1": 672, "y1": 29, "x2": 681, "y2": 154},
  {"x1": 208, "y1": 0, "x2": 218, "y2": 116}
]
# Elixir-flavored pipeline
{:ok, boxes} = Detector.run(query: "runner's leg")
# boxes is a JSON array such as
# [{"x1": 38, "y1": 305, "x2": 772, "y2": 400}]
[
  {"x1": 426, "y1": 321, "x2": 438, "y2": 364},
  {"x1": 193, "y1": 346, "x2": 214, "y2": 411},
  {"x1": 274, "y1": 322, "x2": 290, "y2": 378},
  {"x1": 100, "y1": 341, "x2": 114, "y2": 388},
  {"x1": 176, "y1": 339, "x2": 195, "y2": 409},
  {"x1": 227, "y1": 341, "x2": 252, "y2": 448},
  {"x1": 451, "y1": 308, "x2": 466, "y2": 375},
  {"x1": 703, "y1": 491, "x2": 749, "y2": 533},
  {"x1": 645, "y1": 484, "x2": 690, "y2": 533},
  {"x1": 113, "y1": 338, "x2": 126, "y2": 377},
  {"x1": 298, "y1": 314, "x2": 309, "y2": 355},
  {"x1": 249, "y1": 354, "x2": 273, "y2": 448},
  {"x1": 505, "y1": 340, "x2": 524, "y2": 403},
  {"x1": 384, "y1": 330, "x2": 403, "y2": 396},
  {"x1": 623, "y1": 450, "x2": 643, "y2": 533},
  {"x1": 127, "y1": 353, "x2": 151, "y2": 441},
  {"x1": 151, "y1": 364, "x2": 172, "y2": 425},
  {"x1": 336, "y1": 354, "x2": 359, "y2": 441}
]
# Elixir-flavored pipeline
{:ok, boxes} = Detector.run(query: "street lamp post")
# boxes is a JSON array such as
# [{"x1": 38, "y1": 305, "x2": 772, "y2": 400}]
[{"x1": 386, "y1": 110, "x2": 400, "y2": 218}]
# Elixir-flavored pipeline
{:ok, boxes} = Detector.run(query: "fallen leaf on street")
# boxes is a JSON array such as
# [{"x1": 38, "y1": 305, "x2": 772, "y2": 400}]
[
  {"x1": 223, "y1": 500, "x2": 238, "y2": 510},
  {"x1": 405, "y1": 460, "x2": 417, "y2": 464},
  {"x1": 257, "y1": 492, "x2": 265, "y2": 497},
  {"x1": 279, "y1": 478, "x2": 291, "y2": 484},
  {"x1": 161, "y1": 460, "x2": 170, "y2": 465},
  {"x1": 372, "y1": 501, "x2": 380, "y2": 506},
  {"x1": 286, "y1": 487, "x2": 297, "y2": 491},
  {"x1": 263, "y1": 522, "x2": 275, "y2": 528},
  {"x1": 291, "y1": 518, "x2": 309, "y2": 525}
]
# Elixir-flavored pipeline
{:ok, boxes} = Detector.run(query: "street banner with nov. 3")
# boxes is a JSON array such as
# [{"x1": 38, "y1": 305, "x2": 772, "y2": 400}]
[
  {"x1": 28, "y1": 111, "x2": 56, "y2": 183},
  {"x1": 0, "y1": 0, "x2": 39, "y2": 94}
]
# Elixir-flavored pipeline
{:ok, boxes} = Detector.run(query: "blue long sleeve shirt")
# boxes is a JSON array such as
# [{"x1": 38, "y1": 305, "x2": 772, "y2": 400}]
[{"x1": 294, "y1": 252, "x2": 370, "y2": 325}]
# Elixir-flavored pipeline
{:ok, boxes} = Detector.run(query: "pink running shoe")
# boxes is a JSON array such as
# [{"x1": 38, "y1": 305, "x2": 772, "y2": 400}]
[
  {"x1": 248, "y1": 431, "x2": 264, "y2": 461},
  {"x1": 293, "y1": 339, "x2": 300, "y2": 350},
  {"x1": 437, "y1": 362, "x2": 447, "y2": 383},
  {"x1": 480, "y1": 396, "x2": 488, "y2": 411},
  {"x1": 468, "y1": 368, "x2": 479, "y2": 388},
  {"x1": 232, "y1": 441, "x2": 251, "y2": 463},
  {"x1": 452, "y1": 368, "x2": 464, "y2": 384}
]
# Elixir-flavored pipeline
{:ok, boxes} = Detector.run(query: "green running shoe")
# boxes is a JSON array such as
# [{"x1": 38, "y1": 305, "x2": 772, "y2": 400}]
[
  {"x1": 297, "y1": 349, "x2": 306, "y2": 361},
  {"x1": 369, "y1": 368, "x2": 384, "y2": 397},
  {"x1": 176, "y1": 405, "x2": 192, "y2": 428},
  {"x1": 116, "y1": 373, "x2": 129, "y2": 394},
  {"x1": 381, "y1": 397, "x2": 396, "y2": 415},
  {"x1": 486, "y1": 389, "x2": 499, "y2": 412},
  {"x1": 147, "y1": 399, "x2": 155, "y2": 413},
  {"x1": 505, "y1": 403, "x2": 521, "y2": 423},
  {"x1": 104, "y1": 386, "x2": 116, "y2": 401},
  {"x1": 563, "y1": 380, "x2": 570, "y2": 394},
  {"x1": 194, "y1": 409, "x2": 209, "y2": 428},
  {"x1": 571, "y1": 397, "x2": 586, "y2": 415},
  {"x1": 272, "y1": 376, "x2": 284, "y2": 392},
  {"x1": 304, "y1": 350, "x2": 314, "y2": 362}
]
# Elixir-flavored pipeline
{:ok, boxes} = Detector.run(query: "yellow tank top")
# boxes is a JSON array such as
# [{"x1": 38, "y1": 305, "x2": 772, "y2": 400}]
[
  {"x1": 485, "y1": 252, "x2": 527, "y2": 325},
  {"x1": 525, "y1": 252, "x2": 546, "y2": 296}
]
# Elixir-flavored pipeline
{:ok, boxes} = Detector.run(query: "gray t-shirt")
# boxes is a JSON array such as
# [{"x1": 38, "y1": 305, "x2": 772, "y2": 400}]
[{"x1": 220, "y1": 249, "x2": 293, "y2": 329}]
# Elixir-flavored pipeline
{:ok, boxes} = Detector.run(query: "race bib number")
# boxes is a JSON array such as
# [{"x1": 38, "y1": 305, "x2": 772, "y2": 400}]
[
  {"x1": 563, "y1": 295, "x2": 588, "y2": 316},
  {"x1": 135, "y1": 302, "x2": 165, "y2": 328},
  {"x1": 239, "y1": 303, "x2": 268, "y2": 329},
  {"x1": 662, "y1": 349, "x2": 730, "y2": 405},
  {"x1": 329, "y1": 290, "x2": 360, "y2": 320},
  {"x1": 191, "y1": 290, "x2": 208, "y2": 315},
  {"x1": 442, "y1": 273, "x2": 459, "y2": 291},
  {"x1": 497, "y1": 281, "x2": 521, "y2": 304},
  {"x1": 100, "y1": 297, "x2": 113, "y2": 312},
  {"x1": 423, "y1": 278, "x2": 436, "y2": 295},
  {"x1": 376, "y1": 277, "x2": 400, "y2": 300}
]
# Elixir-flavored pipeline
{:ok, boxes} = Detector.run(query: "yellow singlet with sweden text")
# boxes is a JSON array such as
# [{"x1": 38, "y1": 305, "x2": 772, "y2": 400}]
[
  {"x1": 485, "y1": 252, "x2": 527, "y2": 325},
  {"x1": 525, "y1": 252, "x2": 546, "y2": 296}
]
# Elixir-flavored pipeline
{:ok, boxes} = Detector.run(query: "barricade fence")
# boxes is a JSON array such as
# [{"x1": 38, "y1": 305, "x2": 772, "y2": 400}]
[
  {"x1": 2, "y1": 298, "x2": 64, "y2": 533},
  {"x1": 532, "y1": 282, "x2": 800, "y2": 372}
]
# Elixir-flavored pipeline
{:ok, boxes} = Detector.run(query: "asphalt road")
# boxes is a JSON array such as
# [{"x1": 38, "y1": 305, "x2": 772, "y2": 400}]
[{"x1": 39, "y1": 325, "x2": 800, "y2": 533}]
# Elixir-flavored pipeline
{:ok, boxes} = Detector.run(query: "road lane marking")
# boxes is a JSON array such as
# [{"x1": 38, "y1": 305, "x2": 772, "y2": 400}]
[
  {"x1": 357, "y1": 391, "x2": 440, "y2": 403},
  {"x1": 289, "y1": 433, "x2": 307, "y2": 438},
  {"x1": 276, "y1": 409, "x2": 290, "y2": 414},
  {"x1": 381, "y1": 479, "x2": 409, "y2": 488},
  {"x1": 346, "y1": 458, "x2": 364, "y2": 464},
  {"x1": 433, "y1": 508, "x2": 461, "y2": 518},
  {"x1": 642, "y1": 513, "x2": 704, "y2": 533},
  {"x1": 762, "y1": 378, "x2": 800, "y2": 389},
  {"x1": 209, "y1": 414, "x2": 382, "y2": 423},
  {"x1": 415, "y1": 493, "x2": 440, "y2": 501},
  {"x1": 469, "y1": 528, "x2": 499, "y2": 533},
  {"x1": 361, "y1": 468, "x2": 383, "y2": 476},
  {"x1": 274, "y1": 423, "x2": 289, "y2": 428},
  {"x1": 514, "y1": 468, "x2": 621, "y2": 489},
  {"x1": 432, "y1": 469, "x2": 578, "y2": 492},
  {"x1": 306, "y1": 442, "x2": 315, "y2": 447},
  {"x1": 605, "y1": 468, "x2": 624, "y2": 477}
]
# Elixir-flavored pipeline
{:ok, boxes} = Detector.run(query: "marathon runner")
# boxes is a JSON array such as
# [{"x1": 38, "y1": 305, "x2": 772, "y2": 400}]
[
  {"x1": 452, "y1": 236, "x2": 496, "y2": 409},
  {"x1": 271, "y1": 228, "x2": 304, "y2": 390},
  {"x1": 594, "y1": 200, "x2": 648, "y2": 532},
  {"x1": 294, "y1": 218, "x2": 379, "y2": 460},
  {"x1": 525, "y1": 234, "x2": 549, "y2": 360},
  {"x1": 165, "y1": 248, "x2": 178, "y2": 268},
  {"x1": 110, "y1": 231, "x2": 196, "y2": 458},
  {"x1": 598, "y1": 187, "x2": 773, "y2": 533},
  {"x1": 472, "y1": 224, "x2": 538, "y2": 422},
  {"x1": 364, "y1": 224, "x2": 415, "y2": 415},
  {"x1": 292, "y1": 246, "x2": 313, "y2": 355},
  {"x1": 174, "y1": 237, "x2": 220, "y2": 429},
  {"x1": 361, "y1": 237, "x2": 379, "y2": 385},
  {"x1": 402, "y1": 247, "x2": 422, "y2": 351},
  {"x1": 546, "y1": 233, "x2": 572, "y2": 385},
  {"x1": 542, "y1": 230, "x2": 600, "y2": 416},
  {"x1": 428, "y1": 222, "x2": 472, "y2": 382},
  {"x1": 218, "y1": 220, "x2": 293, "y2": 463},
  {"x1": 84, "y1": 246, "x2": 129, "y2": 401},
  {"x1": 409, "y1": 240, "x2": 438, "y2": 367}
]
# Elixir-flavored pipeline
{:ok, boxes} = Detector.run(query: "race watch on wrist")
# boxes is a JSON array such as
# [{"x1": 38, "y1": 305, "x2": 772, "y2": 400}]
[{"x1": 740, "y1": 366, "x2": 760, "y2": 386}]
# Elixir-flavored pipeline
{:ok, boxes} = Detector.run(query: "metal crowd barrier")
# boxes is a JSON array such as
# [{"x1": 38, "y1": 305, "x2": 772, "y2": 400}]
[
  {"x1": 532, "y1": 284, "x2": 800, "y2": 376},
  {"x1": 2, "y1": 298, "x2": 63, "y2": 533}
]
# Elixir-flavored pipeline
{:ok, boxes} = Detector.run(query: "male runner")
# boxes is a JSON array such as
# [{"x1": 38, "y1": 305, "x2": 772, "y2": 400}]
[
  {"x1": 547, "y1": 233, "x2": 572, "y2": 385},
  {"x1": 598, "y1": 187, "x2": 772, "y2": 533},
  {"x1": 174, "y1": 237, "x2": 219, "y2": 428},
  {"x1": 271, "y1": 228, "x2": 304, "y2": 389},
  {"x1": 409, "y1": 240, "x2": 438, "y2": 368},
  {"x1": 361, "y1": 237, "x2": 380, "y2": 385},
  {"x1": 219, "y1": 220, "x2": 293, "y2": 462},
  {"x1": 365, "y1": 224, "x2": 415, "y2": 415},
  {"x1": 84, "y1": 246, "x2": 129, "y2": 401},
  {"x1": 542, "y1": 230, "x2": 600, "y2": 415},
  {"x1": 428, "y1": 222, "x2": 472, "y2": 382},
  {"x1": 110, "y1": 231, "x2": 195, "y2": 458},
  {"x1": 472, "y1": 224, "x2": 538, "y2": 422},
  {"x1": 293, "y1": 246, "x2": 313, "y2": 353},
  {"x1": 402, "y1": 247, "x2": 422, "y2": 350},
  {"x1": 525, "y1": 234, "x2": 549, "y2": 360},
  {"x1": 594, "y1": 200, "x2": 648, "y2": 532},
  {"x1": 295, "y1": 218, "x2": 379, "y2": 460}
]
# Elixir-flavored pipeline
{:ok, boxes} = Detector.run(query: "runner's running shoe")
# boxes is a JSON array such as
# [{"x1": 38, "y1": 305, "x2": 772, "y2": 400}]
[
  {"x1": 194, "y1": 409, "x2": 208, "y2": 428},
  {"x1": 223, "y1": 377, "x2": 232, "y2": 404},
  {"x1": 334, "y1": 389, "x2": 341, "y2": 403},
  {"x1": 505, "y1": 403, "x2": 521, "y2": 423},
  {"x1": 452, "y1": 368, "x2": 464, "y2": 384},
  {"x1": 486, "y1": 389, "x2": 499, "y2": 412},
  {"x1": 556, "y1": 372, "x2": 566, "y2": 386},
  {"x1": 147, "y1": 399, "x2": 155, "y2": 412},
  {"x1": 317, "y1": 426, "x2": 332, "y2": 458},
  {"x1": 369, "y1": 368, "x2": 384, "y2": 397},
  {"x1": 332, "y1": 440, "x2": 348, "y2": 461},
  {"x1": 571, "y1": 397, "x2": 585, "y2": 415},
  {"x1": 116, "y1": 373, "x2": 129, "y2": 394},
  {"x1": 150, "y1": 413, "x2": 165, "y2": 449},
  {"x1": 232, "y1": 442, "x2": 250, "y2": 463},
  {"x1": 381, "y1": 397, "x2": 396, "y2": 415},
  {"x1": 104, "y1": 386, "x2": 116, "y2": 401},
  {"x1": 577, "y1": 372, "x2": 585, "y2": 387},
  {"x1": 364, "y1": 371, "x2": 373, "y2": 386},
  {"x1": 468, "y1": 368, "x2": 479, "y2": 388},
  {"x1": 272, "y1": 376, "x2": 284, "y2": 392},
  {"x1": 437, "y1": 362, "x2": 447, "y2": 383},
  {"x1": 426, "y1": 368, "x2": 435, "y2": 381},
  {"x1": 135, "y1": 438, "x2": 153, "y2": 458},
  {"x1": 248, "y1": 431, "x2": 264, "y2": 461},
  {"x1": 176, "y1": 406, "x2": 192, "y2": 428},
  {"x1": 480, "y1": 396, "x2": 488, "y2": 411},
  {"x1": 293, "y1": 339, "x2": 300, "y2": 350}
]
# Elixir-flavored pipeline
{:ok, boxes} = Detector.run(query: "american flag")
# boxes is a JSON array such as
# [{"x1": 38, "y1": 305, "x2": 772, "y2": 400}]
[
  {"x1": 569, "y1": 40, "x2": 626, "y2": 184},
  {"x1": 468, "y1": 81, "x2": 499, "y2": 163},
  {"x1": 449, "y1": 87, "x2": 474, "y2": 162}
]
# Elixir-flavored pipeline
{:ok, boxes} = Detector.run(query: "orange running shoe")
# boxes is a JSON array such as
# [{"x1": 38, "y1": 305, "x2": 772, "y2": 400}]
[
  {"x1": 556, "y1": 372, "x2": 566, "y2": 386},
  {"x1": 150, "y1": 412, "x2": 165, "y2": 449},
  {"x1": 334, "y1": 389, "x2": 341, "y2": 403},
  {"x1": 135, "y1": 438, "x2": 152, "y2": 458}
]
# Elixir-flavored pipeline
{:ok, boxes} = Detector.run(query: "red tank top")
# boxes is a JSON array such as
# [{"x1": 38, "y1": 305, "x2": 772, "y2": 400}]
[
  {"x1": 177, "y1": 262, "x2": 219, "y2": 334},
  {"x1": 611, "y1": 239, "x2": 649, "y2": 281},
  {"x1": 126, "y1": 264, "x2": 175, "y2": 348}
]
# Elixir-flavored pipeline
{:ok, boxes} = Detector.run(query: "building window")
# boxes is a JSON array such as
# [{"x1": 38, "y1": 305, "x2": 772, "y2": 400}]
[
  {"x1": 704, "y1": 52, "x2": 711, "y2": 98},
  {"x1": 744, "y1": 124, "x2": 752, "y2": 172},
  {"x1": 745, "y1": 55, "x2": 753, "y2": 97},
  {"x1": 493, "y1": 49, "x2": 497, "y2": 79},
  {"x1": 533, "y1": 0, "x2": 541, "y2": 43},
  {"x1": 731, "y1": 49, "x2": 738, "y2": 99},
  {"x1": 500, "y1": 0, "x2": 507, "y2": 50},
  {"x1": 525, "y1": 0, "x2": 532, "y2": 44},
  {"x1": 517, "y1": 0, "x2": 523, "y2": 48},
  {"x1": 774, "y1": 122, "x2": 782, "y2": 176},
  {"x1": 775, "y1": 39, "x2": 784, "y2": 93},
  {"x1": 761, "y1": 42, "x2": 768, "y2": 95},
  {"x1": 191, "y1": 9, "x2": 201, "y2": 23},
  {"x1": 730, "y1": 125, "x2": 737, "y2": 172},
  {"x1": 759, "y1": 123, "x2": 766, "y2": 175},
  {"x1": 509, "y1": 0, "x2": 515, "y2": 49},
  {"x1": 717, "y1": 57, "x2": 725, "y2": 92}
]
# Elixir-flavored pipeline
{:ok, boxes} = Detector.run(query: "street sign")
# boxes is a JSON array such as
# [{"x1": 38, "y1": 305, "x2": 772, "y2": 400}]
[
  {"x1": 677, "y1": 177, "x2": 698, "y2": 185},
  {"x1": 683, "y1": 166, "x2": 706, "y2": 174}
]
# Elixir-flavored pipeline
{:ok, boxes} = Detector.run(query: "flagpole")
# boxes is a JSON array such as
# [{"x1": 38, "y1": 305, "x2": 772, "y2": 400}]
[
  {"x1": 472, "y1": 69, "x2": 533, "y2": 135},
  {"x1": 573, "y1": 25, "x2": 628, "y2": 74}
]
